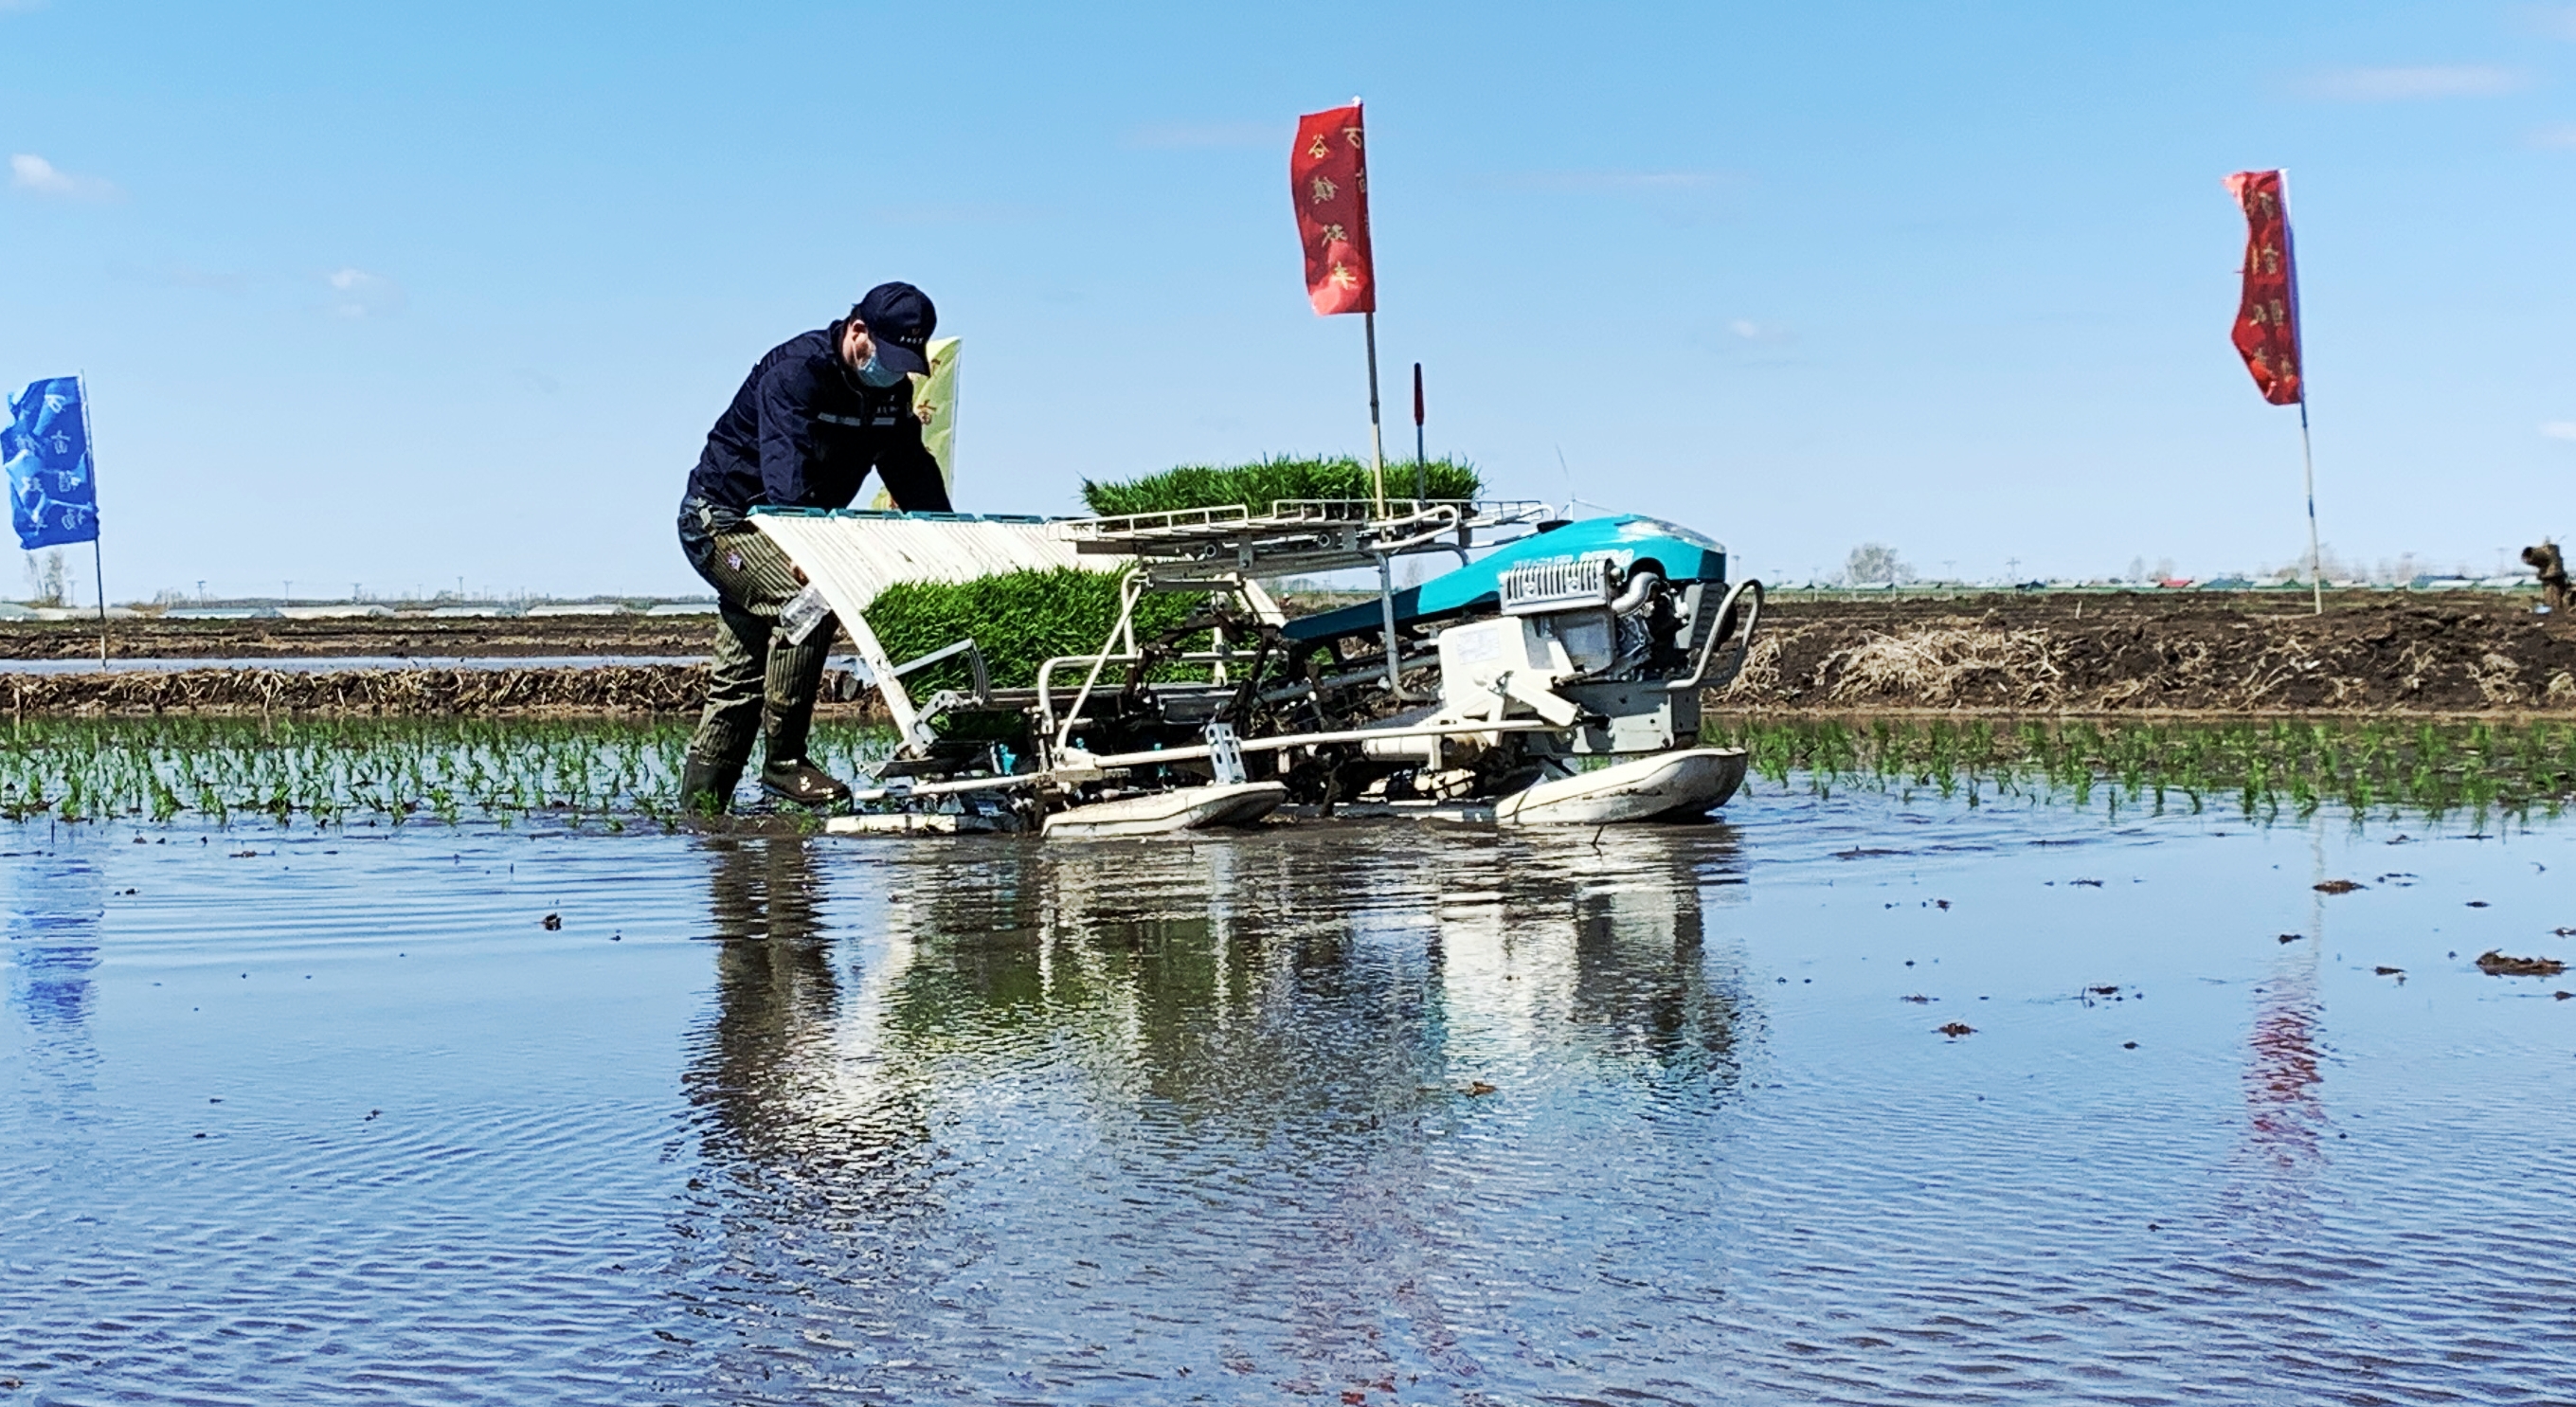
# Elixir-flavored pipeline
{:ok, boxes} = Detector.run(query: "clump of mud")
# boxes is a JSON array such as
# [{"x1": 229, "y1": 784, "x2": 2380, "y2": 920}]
[{"x1": 2475, "y1": 949, "x2": 2568, "y2": 978}]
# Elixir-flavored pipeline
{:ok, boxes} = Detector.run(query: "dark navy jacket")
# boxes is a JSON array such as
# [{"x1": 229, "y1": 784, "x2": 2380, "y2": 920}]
[{"x1": 684, "y1": 323, "x2": 951, "y2": 514}]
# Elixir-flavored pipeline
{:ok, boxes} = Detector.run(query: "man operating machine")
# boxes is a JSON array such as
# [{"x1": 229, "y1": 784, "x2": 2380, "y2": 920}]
[{"x1": 675, "y1": 281, "x2": 949, "y2": 813}]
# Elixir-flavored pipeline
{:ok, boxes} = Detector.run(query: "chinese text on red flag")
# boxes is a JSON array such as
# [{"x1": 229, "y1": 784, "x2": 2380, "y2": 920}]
[
  {"x1": 2224, "y1": 170, "x2": 2302, "y2": 406},
  {"x1": 1291, "y1": 104, "x2": 1374, "y2": 316}
]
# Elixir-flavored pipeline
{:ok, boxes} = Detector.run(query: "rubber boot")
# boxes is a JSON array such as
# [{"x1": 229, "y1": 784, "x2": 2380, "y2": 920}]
[
  {"x1": 679, "y1": 754, "x2": 744, "y2": 816},
  {"x1": 760, "y1": 758, "x2": 853, "y2": 809}
]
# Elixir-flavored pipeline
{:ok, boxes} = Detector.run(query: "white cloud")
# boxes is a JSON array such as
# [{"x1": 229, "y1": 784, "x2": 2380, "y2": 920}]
[
  {"x1": 323, "y1": 267, "x2": 405, "y2": 318},
  {"x1": 0, "y1": 1, "x2": 51, "y2": 13},
  {"x1": 9, "y1": 153, "x2": 116, "y2": 200},
  {"x1": 2532, "y1": 123, "x2": 2576, "y2": 148},
  {"x1": 1728, "y1": 318, "x2": 1795, "y2": 343},
  {"x1": 2543, "y1": 421, "x2": 2576, "y2": 441},
  {"x1": 2300, "y1": 65, "x2": 2526, "y2": 100},
  {"x1": 2512, "y1": 5, "x2": 2576, "y2": 40}
]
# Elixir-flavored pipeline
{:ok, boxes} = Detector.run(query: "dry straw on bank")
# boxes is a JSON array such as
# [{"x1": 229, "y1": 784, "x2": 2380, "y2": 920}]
[
  {"x1": 1715, "y1": 604, "x2": 2576, "y2": 714},
  {"x1": 1812, "y1": 626, "x2": 2064, "y2": 707}
]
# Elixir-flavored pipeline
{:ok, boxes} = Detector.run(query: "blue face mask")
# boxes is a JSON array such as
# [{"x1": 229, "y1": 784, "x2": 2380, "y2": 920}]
[{"x1": 854, "y1": 353, "x2": 908, "y2": 389}]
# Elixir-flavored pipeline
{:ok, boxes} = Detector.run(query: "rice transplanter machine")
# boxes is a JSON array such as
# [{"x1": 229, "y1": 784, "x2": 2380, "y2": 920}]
[{"x1": 750, "y1": 495, "x2": 1763, "y2": 838}]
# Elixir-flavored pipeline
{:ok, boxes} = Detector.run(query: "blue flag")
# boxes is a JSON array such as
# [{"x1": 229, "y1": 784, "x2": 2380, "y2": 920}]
[{"x1": 3, "y1": 376, "x2": 99, "y2": 550}]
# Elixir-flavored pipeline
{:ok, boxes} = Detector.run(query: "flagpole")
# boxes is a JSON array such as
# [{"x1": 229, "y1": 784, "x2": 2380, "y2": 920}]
[
  {"x1": 79, "y1": 372, "x2": 104, "y2": 666},
  {"x1": 1363, "y1": 311, "x2": 1386, "y2": 516},
  {"x1": 2299, "y1": 399, "x2": 2321, "y2": 616},
  {"x1": 2280, "y1": 170, "x2": 2321, "y2": 617}
]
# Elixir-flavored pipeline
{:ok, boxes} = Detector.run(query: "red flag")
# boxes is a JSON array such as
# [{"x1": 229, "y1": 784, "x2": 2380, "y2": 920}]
[
  {"x1": 2225, "y1": 170, "x2": 2303, "y2": 406},
  {"x1": 1291, "y1": 103, "x2": 1374, "y2": 316}
]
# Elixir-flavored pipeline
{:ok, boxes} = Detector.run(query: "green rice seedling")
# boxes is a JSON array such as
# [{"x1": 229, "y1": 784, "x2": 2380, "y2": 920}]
[
  {"x1": 867, "y1": 567, "x2": 1204, "y2": 692},
  {"x1": 1708, "y1": 714, "x2": 2576, "y2": 827},
  {"x1": 1079, "y1": 454, "x2": 1483, "y2": 518},
  {"x1": 5, "y1": 712, "x2": 2573, "y2": 832}
]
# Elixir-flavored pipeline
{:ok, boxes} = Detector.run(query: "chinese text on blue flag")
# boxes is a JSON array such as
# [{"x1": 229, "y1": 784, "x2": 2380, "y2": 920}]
[{"x1": 3, "y1": 377, "x2": 99, "y2": 549}]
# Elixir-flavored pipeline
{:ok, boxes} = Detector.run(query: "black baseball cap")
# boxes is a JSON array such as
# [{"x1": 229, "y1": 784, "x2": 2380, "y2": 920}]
[{"x1": 852, "y1": 281, "x2": 937, "y2": 376}]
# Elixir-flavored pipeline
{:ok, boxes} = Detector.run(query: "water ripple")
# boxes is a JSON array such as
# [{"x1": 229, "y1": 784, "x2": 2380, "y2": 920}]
[{"x1": 4, "y1": 795, "x2": 2572, "y2": 1402}]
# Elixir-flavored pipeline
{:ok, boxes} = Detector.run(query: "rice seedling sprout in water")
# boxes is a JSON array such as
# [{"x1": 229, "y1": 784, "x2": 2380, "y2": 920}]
[{"x1": 2, "y1": 713, "x2": 2568, "y2": 832}]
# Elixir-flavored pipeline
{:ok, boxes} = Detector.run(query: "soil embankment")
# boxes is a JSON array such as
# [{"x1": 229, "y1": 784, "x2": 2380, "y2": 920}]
[
  {"x1": 1719, "y1": 590, "x2": 2573, "y2": 713},
  {"x1": 0, "y1": 613, "x2": 719, "y2": 661},
  {"x1": 2, "y1": 664, "x2": 709, "y2": 717},
  {"x1": 0, "y1": 664, "x2": 873, "y2": 718},
  {"x1": 1, "y1": 591, "x2": 2567, "y2": 715}
]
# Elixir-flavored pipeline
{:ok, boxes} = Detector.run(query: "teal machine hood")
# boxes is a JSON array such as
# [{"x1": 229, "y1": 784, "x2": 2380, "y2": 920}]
[{"x1": 1283, "y1": 514, "x2": 1728, "y2": 644}]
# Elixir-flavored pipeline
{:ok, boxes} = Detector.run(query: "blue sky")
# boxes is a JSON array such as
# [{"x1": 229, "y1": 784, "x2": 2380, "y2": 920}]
[{"x1": 4, "y1": 1, "x2": 2573, "y2": 599}]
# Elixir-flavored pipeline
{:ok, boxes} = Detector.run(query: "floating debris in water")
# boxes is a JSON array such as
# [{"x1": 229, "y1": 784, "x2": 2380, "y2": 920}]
[
  {"x1": 2071, "y1": 878, "x2": 2104, "y2": 888},
  {"x1": 1900, "y1": 994, "x2": 1933, "y2": 1003},
  {"x1": 2375, "y1": 966, "x2": 2405, "y2": 977},
  {"x1": 2279, "y1": 932, "x2": 2304, "y2": 944},
  {"x1": 1466, "y1": 1081, "x2": 1498, "y2": 1096},
  {"x1": 2123, "y1": 1041, "x2": 2139, "y2": 1050},
  {"x1": 1937, "y1": 1022, "x2": 1975, "y2": 1037},
  {"x1": 2476, "y1": 949, "x2": 2567, "y2": 978},
  {"x1": 2316, "y1": 879, "x2": 2366, "y2": 894},
  {"x1": 2467, "y1": 900, "x2": 2491, "y2": 909},
  {"x1": 541, "y1": 911, "x2": 563, "y2": 930}
]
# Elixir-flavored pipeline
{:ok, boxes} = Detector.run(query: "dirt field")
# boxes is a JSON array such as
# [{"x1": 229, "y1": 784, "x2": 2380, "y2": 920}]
[
  {"x1": 0, "y1": 613, "x2": 722, "y2": 661},
  {"x1": 1719, "y1": 589, "x2": 2573, "y2": 713},
  {"x1": 1, "y1": 590, "x2": 2567, "y2": 715}
]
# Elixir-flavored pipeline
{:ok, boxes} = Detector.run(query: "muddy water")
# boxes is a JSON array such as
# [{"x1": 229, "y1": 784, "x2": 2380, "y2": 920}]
[{"x1": 6, "y1": 793, "x2": 2574, "y2": 1404}]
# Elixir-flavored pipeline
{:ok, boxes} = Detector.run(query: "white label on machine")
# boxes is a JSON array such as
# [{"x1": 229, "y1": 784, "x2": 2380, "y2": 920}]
[{"x1": 1451, "y1": 626, "x2": 1503, "y2": 664}]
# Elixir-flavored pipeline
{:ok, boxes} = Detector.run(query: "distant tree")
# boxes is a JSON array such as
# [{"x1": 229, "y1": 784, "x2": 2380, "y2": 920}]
[
  {"x1": 23, "y1": 550, "x2": 66, "y2": 607},
  {"x1": 2269, "y1": 543, "x2": 2353, "y2": 584},
  {"x1": 1844, "y1": 542, "x2": 1908, "y2": 586}
]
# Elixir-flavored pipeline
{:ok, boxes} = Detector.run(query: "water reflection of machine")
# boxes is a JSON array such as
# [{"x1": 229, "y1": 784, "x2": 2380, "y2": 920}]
[
  {"x1": 673, "y1": 828, "x2": 1756, "y2": 1394},
  {"x1": 753, "y1": 502, "x2": 1764, "y2": 837},
  {"x1": 687, "y1": 828, "x2": 1752, "y2": 1137}
]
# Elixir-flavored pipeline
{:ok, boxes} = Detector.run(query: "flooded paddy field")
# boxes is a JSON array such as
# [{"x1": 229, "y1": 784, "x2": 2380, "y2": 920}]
[{"x1": 7, "y1": 718, "x2": 2576, "y2": 1404}]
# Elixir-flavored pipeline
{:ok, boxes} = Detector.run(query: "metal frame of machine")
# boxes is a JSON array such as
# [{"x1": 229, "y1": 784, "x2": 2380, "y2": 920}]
[{"x1": 750, "y1": 498, "x2": 1763, "y2": 837}]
